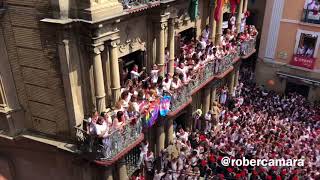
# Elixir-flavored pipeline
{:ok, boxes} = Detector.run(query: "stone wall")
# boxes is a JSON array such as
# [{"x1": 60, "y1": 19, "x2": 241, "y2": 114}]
[{"x1": 1, "y1": 0, "x2": 70, "y2": 137}]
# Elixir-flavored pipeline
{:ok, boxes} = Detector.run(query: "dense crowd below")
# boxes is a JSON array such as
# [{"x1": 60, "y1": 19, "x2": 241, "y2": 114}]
[{"x1": 135, "y1": 69, "x2": 320, "y2": 180}]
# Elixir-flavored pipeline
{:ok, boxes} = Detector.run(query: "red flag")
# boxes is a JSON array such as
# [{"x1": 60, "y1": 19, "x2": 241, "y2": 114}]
[
  {"x1": 214, "y1": 0, "x2": 223, "y2": 21},
  {"x1": 230, "y1": 0, "x2": 237, "y2": 15}
]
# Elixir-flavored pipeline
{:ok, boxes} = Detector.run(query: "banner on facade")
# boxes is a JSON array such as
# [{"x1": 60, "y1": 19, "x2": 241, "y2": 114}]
[
  {"x1": 144, "y1": 100, "x2": 160, "y2": 128},
  {"x1": 290, "y1": 55, "x2": 316, "y2": 70},
  {"x1": 160, "y1": 96, "x2": 171, "y2": 117}
]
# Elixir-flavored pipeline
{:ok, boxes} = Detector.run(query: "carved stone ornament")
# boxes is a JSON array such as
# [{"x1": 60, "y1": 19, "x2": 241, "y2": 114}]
[
  {"x1": 93, "y1": 45, "x2": 105, "y2": 54},
  {"x1": 109, "y1": 40, "x2": 119, "y2": 48},
  {"x1": 160, "y1": 23, "x2": 167, "y2": 30},
  {"x1": 118, "y1": 37, "x2": 145, "y2": 53}
]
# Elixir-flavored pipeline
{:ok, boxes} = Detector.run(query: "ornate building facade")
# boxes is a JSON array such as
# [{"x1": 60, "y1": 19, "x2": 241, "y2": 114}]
[
  {"x1": 0, "y1": 0, "x2": 256, "y2": 179},
  {"x1": 257, "y1": 0, "x2": 320, "y2": 101}
]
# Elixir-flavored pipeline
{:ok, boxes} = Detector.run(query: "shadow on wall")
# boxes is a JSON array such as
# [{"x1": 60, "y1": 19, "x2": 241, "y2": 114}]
[{"x1": 0, "y1": 156, "x2": 15, "y2": 180}]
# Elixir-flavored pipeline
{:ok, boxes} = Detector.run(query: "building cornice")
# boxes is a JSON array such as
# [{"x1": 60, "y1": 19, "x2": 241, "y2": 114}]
[{"x1": 281, "y1": 18, "x2": 320, "y2": 28}]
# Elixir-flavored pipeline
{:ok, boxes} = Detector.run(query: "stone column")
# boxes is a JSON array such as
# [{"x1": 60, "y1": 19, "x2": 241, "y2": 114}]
[
  {"x1": 215, "y1": 3, "x2": 223, "y2": 46},
  {"x1": 209, "y1": 1, "x2": 217, "y2": 41},
  {"x1": 236, "y1": 0, "x2": 244, "y2": 33},
  {"x1": 211, "y1": 87, "x2": 217, "y2": 106},
  {"x1": 166, "y1": 118, "x2": 174, "y2": 146},
  {"x1": 156, "y1": 121, "x2": 165, "y2": 156},
  {"x1": 92, "y1": 45, "x2": 106, "y2": 113},
  {"x1": 104, "y1": 167, "x2": 113, "y2": 180},
  {"x1": 157, "y1": 21, "x2": 167, "y2": 77},
  {"x1": 203, "y1": 88, "x2": 211, "y2": 113},
  {"x1": 234, "y1": 66, "x2": 240, "y2": 87},
  {"x1": 228, "y1": 71, "x2": 235, "y2": 94},
  {"x1": 168, "y1": 18, "x2": 175, "y2": 76},
  {"x1": 243, "y1": 0, "x2": 248, "y2": 14},
  {"x1": 117, "y1": 159, "x2": 128, "y2": 180},
  {"x1": 108, "y1": 39, "x2": 121, "y2": 105}
]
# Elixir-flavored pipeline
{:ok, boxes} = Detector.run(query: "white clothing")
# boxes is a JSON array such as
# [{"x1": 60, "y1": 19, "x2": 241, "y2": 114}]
[
  {"x1": 202, "y1": 29, "x2": 210, "y2": 40},
  {"x1": 163, "y1": 79, "x2": 172, "y2": 91},
  {"x1": 176, "y1": 66, "x2": 189, "y2": 82},
  {"x1": 151, "y1": 69, "x2": 160, "y2": 83},
  {"x1": 94, "y1": 121, "x2": 108, "y2": 136},
  {"x1": 171, "y1": 80, "x2": 182, "y2": 90},
  {"x1": 177, "y1": 131, "x2": 189, "y2": 142},
  {"x1": 130, "y1": 70, "x2": 140, "y2": 80}
]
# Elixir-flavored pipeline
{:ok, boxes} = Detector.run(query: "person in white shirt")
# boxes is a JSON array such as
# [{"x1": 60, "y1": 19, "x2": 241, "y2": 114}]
[
  {"x1": 130, "y1": 64, "x2": 144, "y2": 80},
  {"x1": 176, "y1": 128, "x2": 189, "y2": 142},
  {"x1": 201, "y1": 25, "x2": 210, "y2": 41},
  {"x1": 150, "y1": 64, "x2": 161, "y2": 84},
  {"x1": 229, "y1": 16, "x2": 236, "y2": 32},
  {"x1": 175, "y1": 63, "x2": 189, "y2": 82},
  {"x1": 171, "y1": 76, "x2": 182, "y2": 90},
  {"x1": 137, "y1": 139, "x2": 149, "y2": 166},
  {"x1": 162, "y1": 74, "x2": 172, "y2": 92},
  {"x1": 199, "y1": 37, "x2": 207, "y2": 50},
  {"x1": 204, "y1": 111, "x2": 212, "y2": 132}
]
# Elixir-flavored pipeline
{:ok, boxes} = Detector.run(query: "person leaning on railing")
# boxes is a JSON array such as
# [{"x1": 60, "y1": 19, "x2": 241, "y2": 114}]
[{"x1": 82, "y1": 24, "x2": 258, "y2": 137}]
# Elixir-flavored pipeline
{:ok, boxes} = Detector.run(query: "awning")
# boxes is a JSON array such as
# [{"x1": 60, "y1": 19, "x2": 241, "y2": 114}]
[{"x1": 276, "y1": 72, "x2": 320, "y2": 87}]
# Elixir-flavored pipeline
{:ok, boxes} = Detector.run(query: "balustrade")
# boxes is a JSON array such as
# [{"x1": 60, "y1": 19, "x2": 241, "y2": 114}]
[
  {"x1": 302, "y1": 9, "x2": 320, "y2": 24},
  {"x1": 170, "y1": 51, "x2": 237, "y2": 112},
  {"x1": 240, "y1": 37, "x2": 257, "y2": 56},
  {"x1": 122, "y1": 0, "x2": 160, "y2": 9},
  {"x1": 74, "y1": 35, "x2": 256, "y2": 163},
  {"x1": 75, "y1": 117, "x2": 143, "y2": 161}
]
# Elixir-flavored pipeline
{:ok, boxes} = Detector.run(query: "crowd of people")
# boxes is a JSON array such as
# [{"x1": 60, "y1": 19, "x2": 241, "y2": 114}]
[
  {"x1": 139, "y1": 69, "x2": 320, "y2": 180},
  {"x1": 84, "y1": 22, "x2": 257, "y2": 149}
]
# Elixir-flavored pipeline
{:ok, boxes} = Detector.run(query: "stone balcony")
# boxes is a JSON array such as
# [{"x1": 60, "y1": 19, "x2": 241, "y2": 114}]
[
  {"x1": 169, "y1": 50, "x2": 239, "y2": 116},
  {"x1": 74, "y1": 36, "x2": 257, "y2": 167},
  {"x1": 240, "y1": 37, "x2": 257, "y2": 59},
  {"x1": 122, "y1": 0, "x2": 161, "y2": 13}
]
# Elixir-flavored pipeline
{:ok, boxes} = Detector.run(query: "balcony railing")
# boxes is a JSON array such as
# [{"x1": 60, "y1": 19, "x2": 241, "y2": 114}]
[
  {"x1": 125, "y1": 146, "x2": 141, "y2": 177},
  {"x1": 240, "y1": 37, "x2": 257, "y2": 57},
  {"x1": 170, "y1": 51, "x2": 237, "y2": 112},
  {"x1": 75, "y1": 32, "x2": 256, "y2": 163},
  {"x1": 75, "y1": 117, "x2": 143, "y2": 162},
  {"x1": 122, "y1": 0, "x2": 160, "y2": 10},
  {"x1": 302, "y1": 9, "x2": 320, "y2": 24}
]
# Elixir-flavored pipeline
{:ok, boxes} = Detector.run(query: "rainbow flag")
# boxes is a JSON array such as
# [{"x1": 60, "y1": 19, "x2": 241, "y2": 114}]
[
  {"x1": 144, "y1": 100, "x2": 160, "y2": 128},
  {"x1": 160, "y1": 96, "x2": 171, "y2": 117}
]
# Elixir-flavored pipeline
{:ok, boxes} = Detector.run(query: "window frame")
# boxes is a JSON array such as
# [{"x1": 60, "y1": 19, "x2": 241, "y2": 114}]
[{"x1": 294, "y1": 29, "x2": 320, "y2": 58}]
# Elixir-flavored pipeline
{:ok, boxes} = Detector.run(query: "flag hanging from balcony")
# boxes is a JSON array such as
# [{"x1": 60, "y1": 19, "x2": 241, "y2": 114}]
[
  {"x1": 144, "y1": 100, "x2": 160, "y2": 128},
  {"x1": 160, "y1": 96, "x2": 171, "y2": 117},
  {"x1": 230, "y1": 0, "x2": 238, "y2": 15},
  {"x1": 214, "y1": 0, "x2": 224, "y2": 21},
  {"x1": 188, "y1": 0, "x2": 199, "y2": 21}
]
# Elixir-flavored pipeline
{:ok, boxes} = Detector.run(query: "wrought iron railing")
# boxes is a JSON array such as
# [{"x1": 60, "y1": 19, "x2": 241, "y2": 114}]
[
  {"x1": 302, "y1": 9, "x2": 320, "y2": 24},
  {"x1": 122, "y1": 0, "x2": 160, "y2": 9},
  {"x1": 74, "y1": 117, "x2": 143, "y2": 161},
  {"x1": 125, "y1": 146, "x2": 141, "y2": 177},
  {"x1": 170, "y1": 51, "x2": 236, "y2": 112},
  {"x1": 240, "y1": 37, "x2": 256, "y2": 56}
]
